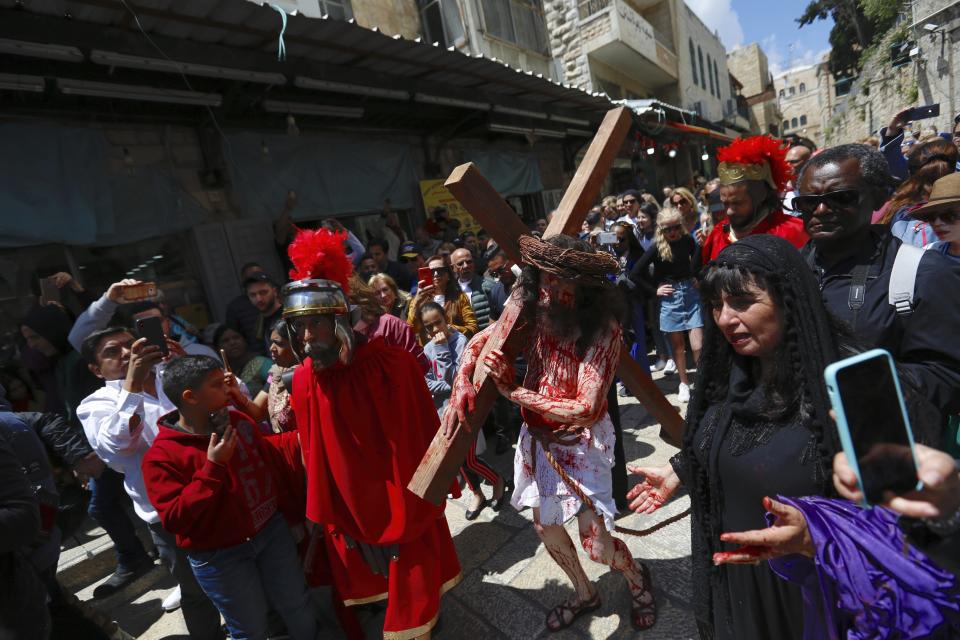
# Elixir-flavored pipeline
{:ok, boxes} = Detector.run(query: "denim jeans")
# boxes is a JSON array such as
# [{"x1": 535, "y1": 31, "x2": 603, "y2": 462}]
[
  {"x1": 188, "y1": 513, "x2": 317, "y2": 640},
  {"x1": 148, "y1": 523, "x2": 224, "y2": 640},
  {"x1": 87, "y1": 467, "x2": 151, "y2": 570}
]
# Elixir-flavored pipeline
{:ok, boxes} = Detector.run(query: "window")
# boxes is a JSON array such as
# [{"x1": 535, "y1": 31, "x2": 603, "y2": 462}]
[
  {"x1": 713, "y1": 59, "x2": 722, "y2": 100},
  {"x1": 689, "y1": 39, "x2": 698, "y2": 86},
  {"x1": 789, "y1": 86, "x2": 795, "y2": 96},
  {"x1": 799, "y1": 82, "x2": 806, "y2": 93},
  {"x1": 418, "y1": 0, "x2": 465, "y2": 48},
  {"x1": 319, "y1": 0, "x2": 353, "y2": 20},
  {"x1": 800, "y1": 114, "x2": 807, "y2": 126},
  {"x1": 779, "y1": 89, "x2": 785, "y2": 98},
  {"x1": 697, "y1": 46, "x2": 706, "y2": 90},
  {"x1": 791, "y1": 117, "x2": 798, "y2": 128},
  {"x1": 480, "y1": 0, "x2": 549, "y2": 55},
  {"x1": 783, "y1": 119, "x2": 790, "y2": 131},
  {"x1": 707, "y1": 54, "x2": 715, "y2": 96}
]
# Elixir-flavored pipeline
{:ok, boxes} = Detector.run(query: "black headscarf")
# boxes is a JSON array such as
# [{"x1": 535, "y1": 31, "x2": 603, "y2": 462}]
[{"x1": 681, "y1": 234, "x2": 842, "y2": 633}]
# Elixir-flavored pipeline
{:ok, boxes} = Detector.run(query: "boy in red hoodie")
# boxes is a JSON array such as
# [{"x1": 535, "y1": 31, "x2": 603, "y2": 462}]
[{"x1": 141, "y1": 355, "x2": 318, "y2": 640}]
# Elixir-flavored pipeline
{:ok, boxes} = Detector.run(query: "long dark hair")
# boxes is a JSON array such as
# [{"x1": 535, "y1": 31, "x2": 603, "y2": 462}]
[
  {"x1": 612, "y1": 222, "x2": 644, "y2": 261},
  {"x1": 518, "y1": 235, "x2": 625, "y2": 357},
  {"x1": 684, "y1": 236, "x2": 841, "y2": 631}
]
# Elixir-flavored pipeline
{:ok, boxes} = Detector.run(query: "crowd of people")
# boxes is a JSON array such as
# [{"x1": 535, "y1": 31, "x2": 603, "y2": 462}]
[{"x1": 2, "y1": 108, "x2": 960, "y2": 640}]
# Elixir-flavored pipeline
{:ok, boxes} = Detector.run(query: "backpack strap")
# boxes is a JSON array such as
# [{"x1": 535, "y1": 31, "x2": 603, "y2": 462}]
[
  {"x1": 847, "y1": 264, "x2": 869, "y2": 328},
  {"x1": 888, "y1": 243, "x2": 925, "y2": 317}
]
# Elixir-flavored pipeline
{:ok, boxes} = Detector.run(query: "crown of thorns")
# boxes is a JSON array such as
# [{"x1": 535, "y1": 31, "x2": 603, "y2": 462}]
[{"x1": 518, "y1": 234, "x2": 620, "y2": 287}]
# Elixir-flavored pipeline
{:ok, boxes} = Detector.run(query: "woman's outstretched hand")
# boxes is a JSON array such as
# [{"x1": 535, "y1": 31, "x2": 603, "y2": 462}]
[
  {"x1": 626, "y1": 463, "x2": 680, "y2": 514},
  {"x1": 713, "y1": 496, "x2": 813, "y2": 565}
]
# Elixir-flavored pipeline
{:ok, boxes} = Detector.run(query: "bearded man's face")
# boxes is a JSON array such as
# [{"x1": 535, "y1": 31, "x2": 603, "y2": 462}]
[{"x1": 539, "y1": 274, "x2": 579, "y2": 336}]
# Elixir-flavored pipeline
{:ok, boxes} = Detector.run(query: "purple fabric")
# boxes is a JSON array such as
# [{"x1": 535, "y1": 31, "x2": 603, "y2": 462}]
[{"x1": 768, "y1": 495, "x2": 960, "y2": 639}]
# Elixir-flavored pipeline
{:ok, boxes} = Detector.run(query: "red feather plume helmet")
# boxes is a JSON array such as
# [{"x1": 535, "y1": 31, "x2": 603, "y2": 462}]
[
  {"x1": 286, "y1": 226, "x2": 354, "y2": 294},
  {"x1": 716, "y1": 135, "x2": 794, "y2": 193}
]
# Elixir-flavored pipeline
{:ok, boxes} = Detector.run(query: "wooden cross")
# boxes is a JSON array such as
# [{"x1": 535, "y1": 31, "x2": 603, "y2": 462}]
[{"x1": 408, "y1": 107, "x2": 684, "y2": 505}]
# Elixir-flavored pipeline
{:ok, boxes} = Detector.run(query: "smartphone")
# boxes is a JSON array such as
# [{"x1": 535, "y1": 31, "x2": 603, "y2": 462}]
[
  {"x1": 905, "y1": 103, "x2": 940, "y2": 122},
  {"x1": 39, "y1": 277, "x2": 60, "y2": 305},
  {"x1": 135, "y1": 316, "x2": 169, "y2": 357},
  {"x1": 121, "y1": 282, "x2": 157, "y2": 303},
  {"x1": 418, "y1": 266, "x2": 434, "y2": 287},
  {"x1": 824, "y1": 349, "x2": 921, "y2": 506},
  {"x1": 598, "y1": 231, "x2": 618, "y2": 245}
]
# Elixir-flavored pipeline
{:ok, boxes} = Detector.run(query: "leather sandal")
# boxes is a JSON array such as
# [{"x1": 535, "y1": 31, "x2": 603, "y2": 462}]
[
  {"x1": 630, "y1": 563, "x2": 657, "y2": 631},
  {"x1": 545, "y1": 589, "x2": 601, "y2": 632}
]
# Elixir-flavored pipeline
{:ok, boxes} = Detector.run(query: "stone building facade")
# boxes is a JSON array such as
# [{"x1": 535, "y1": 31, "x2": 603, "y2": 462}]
[
  {"x1": 821, "y1": 1, "x2": 958, "y2": 145},
  {"x1": 774, "y1": 59, "x2": 833, "y2": 147},
  {"x1": 543, "y1": 0, "x2": 728, "y2": 122},
  {"x1": 726, "y1": 43, "x2": 781, "y2": 138}
]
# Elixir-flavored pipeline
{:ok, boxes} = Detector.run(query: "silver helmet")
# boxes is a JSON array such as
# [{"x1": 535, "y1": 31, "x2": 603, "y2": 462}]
[{"x1": 281, "y1": 278, "x2": 356, "y2": 368}]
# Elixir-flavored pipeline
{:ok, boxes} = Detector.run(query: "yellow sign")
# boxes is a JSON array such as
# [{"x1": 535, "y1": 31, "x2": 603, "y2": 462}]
[{"x1": 419, "y1": 179, "x2": 480, "y2": 234}]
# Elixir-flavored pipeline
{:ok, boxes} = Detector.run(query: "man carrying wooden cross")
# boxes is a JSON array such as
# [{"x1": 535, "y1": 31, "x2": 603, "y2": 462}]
[{"x1": 444, "y1": 233, "x2": 657, "y2": 633}]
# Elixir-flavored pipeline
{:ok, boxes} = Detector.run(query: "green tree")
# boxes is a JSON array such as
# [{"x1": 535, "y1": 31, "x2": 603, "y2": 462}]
[{"x1": 797, "y1": 0, "x2": 899, "y2": 79}]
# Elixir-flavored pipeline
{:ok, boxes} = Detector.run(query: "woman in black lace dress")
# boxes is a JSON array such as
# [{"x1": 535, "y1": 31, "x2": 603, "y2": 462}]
[{"x1": 626, "y1": 235, "x2": 843, "y2": 640}]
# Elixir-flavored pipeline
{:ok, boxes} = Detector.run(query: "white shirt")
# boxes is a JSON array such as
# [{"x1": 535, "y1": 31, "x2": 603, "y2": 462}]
[
  {"x1": 77, "y1": 375, "x2": 175, "y2": 524},
  {"x1": 458, "y1": 278, "x2": 473, "y2": 295}
]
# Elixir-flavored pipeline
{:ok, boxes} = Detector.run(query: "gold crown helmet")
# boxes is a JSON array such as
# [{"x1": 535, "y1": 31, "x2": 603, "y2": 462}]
[{"x1": 715, "y1": 135, "x2": 794, "y2": 192}]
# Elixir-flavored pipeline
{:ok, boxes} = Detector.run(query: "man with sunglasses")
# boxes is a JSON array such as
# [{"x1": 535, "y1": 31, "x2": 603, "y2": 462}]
[
  {"x1": 617, "y1": 189, "x2": 642, "y2": 227},
  {"x1": 700, "y1": 136, "x2": 809, "y2": 263},
  {"x1": 797, "y1": 144, "x2": 960, "y2": 418}
]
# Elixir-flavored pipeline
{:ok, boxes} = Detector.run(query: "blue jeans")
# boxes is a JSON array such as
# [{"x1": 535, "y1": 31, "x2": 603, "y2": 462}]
[
  {"x1": 87, "y1": 467, "x2": 151, "y2": 571},
  {"x1": 188, "y1": 513, "x2": 317, "y2": 640}
]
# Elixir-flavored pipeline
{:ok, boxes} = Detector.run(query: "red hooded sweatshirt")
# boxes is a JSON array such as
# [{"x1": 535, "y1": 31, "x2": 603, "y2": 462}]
[{"x1": 142, "y1": 408, "x2": 305, "y2": 551}]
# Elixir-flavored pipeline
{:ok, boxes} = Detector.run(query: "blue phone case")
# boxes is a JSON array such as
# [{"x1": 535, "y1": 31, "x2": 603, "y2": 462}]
[{"x1": 823, "y1": 348, "x2": 922, "y2": 507}]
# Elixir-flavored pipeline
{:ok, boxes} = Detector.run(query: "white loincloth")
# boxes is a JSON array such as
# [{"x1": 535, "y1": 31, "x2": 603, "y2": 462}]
[{"x1": 510, "y1": 413, "x2": 617, "y2": 532}]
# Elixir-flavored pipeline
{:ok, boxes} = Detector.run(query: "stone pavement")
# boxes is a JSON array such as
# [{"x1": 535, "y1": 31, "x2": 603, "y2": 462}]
[{"x1": 65, "y1": 373, "x2": 697, "y2": 639}]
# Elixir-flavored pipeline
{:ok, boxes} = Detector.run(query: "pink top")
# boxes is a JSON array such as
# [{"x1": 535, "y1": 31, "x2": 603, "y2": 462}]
[{"x1": 356, "y1": 314, "x2": 429, "y2": 374}]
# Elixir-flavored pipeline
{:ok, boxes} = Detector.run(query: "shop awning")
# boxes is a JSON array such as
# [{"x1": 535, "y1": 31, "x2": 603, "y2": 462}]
[{"x1": 0, "y1": 0, "x2": 616, "y2": 128}]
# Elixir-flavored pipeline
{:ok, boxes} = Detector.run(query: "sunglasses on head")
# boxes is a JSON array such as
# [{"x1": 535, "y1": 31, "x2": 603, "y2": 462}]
[
  {"x1": 789, "y1": 189, "x2": 861, "y2": 216},
  {"x1": 913, "y1": 209, "x2": 960, "y2": 224}
]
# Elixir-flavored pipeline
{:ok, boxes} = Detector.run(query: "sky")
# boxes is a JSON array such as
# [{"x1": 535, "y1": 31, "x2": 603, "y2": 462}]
[{"x1": 686, "y1": 0, "x2": 835, "y2": 76}]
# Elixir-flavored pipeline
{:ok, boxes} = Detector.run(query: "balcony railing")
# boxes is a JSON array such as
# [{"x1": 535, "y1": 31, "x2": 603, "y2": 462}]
[{"x1": 578, "y1": 0, "x2": 674, "y2": 53}]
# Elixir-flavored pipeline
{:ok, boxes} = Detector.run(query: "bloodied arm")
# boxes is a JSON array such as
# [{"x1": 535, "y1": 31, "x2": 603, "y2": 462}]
[
  {"x1": 442, "y1": 322, "x2": 496, "y2": 436},
  {"x1": 485, "y1": 324, "x2": 622, "y2": 428}
]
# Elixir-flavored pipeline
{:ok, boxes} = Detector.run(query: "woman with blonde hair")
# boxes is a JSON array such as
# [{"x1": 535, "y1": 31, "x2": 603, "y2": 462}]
[
  {"x1": 634, "y1": 207, "x2": 703, "y2": 402},
  {"x1": 369, "y1": 272, "x2": 411, "y2": 319},
  {"x1": 876, "y1": 138, "x2": 958, "y2": 246},
  {"x1": 668, "y1": 187, "x2": 699, "y2": 234}
]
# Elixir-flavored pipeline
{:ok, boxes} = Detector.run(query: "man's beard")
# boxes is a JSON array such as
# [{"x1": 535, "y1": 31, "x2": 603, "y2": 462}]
[
  {"x1": 543, "y1": 300, "x2": 579, "y2": 338},
  {"x1": 305, "y1": 340, "x2": 339, "y2": 370}
]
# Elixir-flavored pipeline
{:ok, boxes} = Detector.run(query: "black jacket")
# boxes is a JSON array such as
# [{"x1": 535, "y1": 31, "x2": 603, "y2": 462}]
[
  {"x1": 802, "y1": 227, "x2": 960, "y2": 417},
  {"x1": 18, "y1": 411, "x2": 93, "y2": 468}
]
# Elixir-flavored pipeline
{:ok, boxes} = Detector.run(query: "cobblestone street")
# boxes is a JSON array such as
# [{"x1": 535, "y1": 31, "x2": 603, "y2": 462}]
[{"x1": 62, "y1": 375, "x2": 697, "y2": 639}]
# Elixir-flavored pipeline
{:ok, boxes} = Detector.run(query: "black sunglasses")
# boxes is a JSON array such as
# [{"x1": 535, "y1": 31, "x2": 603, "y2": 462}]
[
  {"x1": 789, "y1": 189, "x2": 861, "y2": 216},
  {"x1": 660, "y1": 224, "x2": 684, "y2": 233},
  {"x1": 913, "y1": 209, "x2": 959, "y2": 224}
]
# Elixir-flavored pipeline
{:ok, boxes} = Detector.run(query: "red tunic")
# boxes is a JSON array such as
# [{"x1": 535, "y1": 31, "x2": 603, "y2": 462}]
[
  {"x1": 292, "y1": 338, "x2": 460, "y2": 639},
  {"x1": 700, "y1": 209, "x2": 809, "y2": 263}
]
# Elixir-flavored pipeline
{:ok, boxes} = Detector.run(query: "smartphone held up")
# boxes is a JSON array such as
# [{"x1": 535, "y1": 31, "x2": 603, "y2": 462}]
[
  {"x1": 135, "y1": 315, "x2": 169, "y2": 358},
  {"x1": 824, "y1": 349, "x2": 922, "y2": 506}
]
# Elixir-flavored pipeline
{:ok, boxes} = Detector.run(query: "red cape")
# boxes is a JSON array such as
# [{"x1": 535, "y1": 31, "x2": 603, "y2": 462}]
[
  {"x1": 700, "y1": 208, "x2": 809, "y2": 263},
  {"x1": 292, "y1": 337, "x2": 443, "y2": 543},
  {"x1": 292, "y1": 338, "x2": 461, "y2": 637}
]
